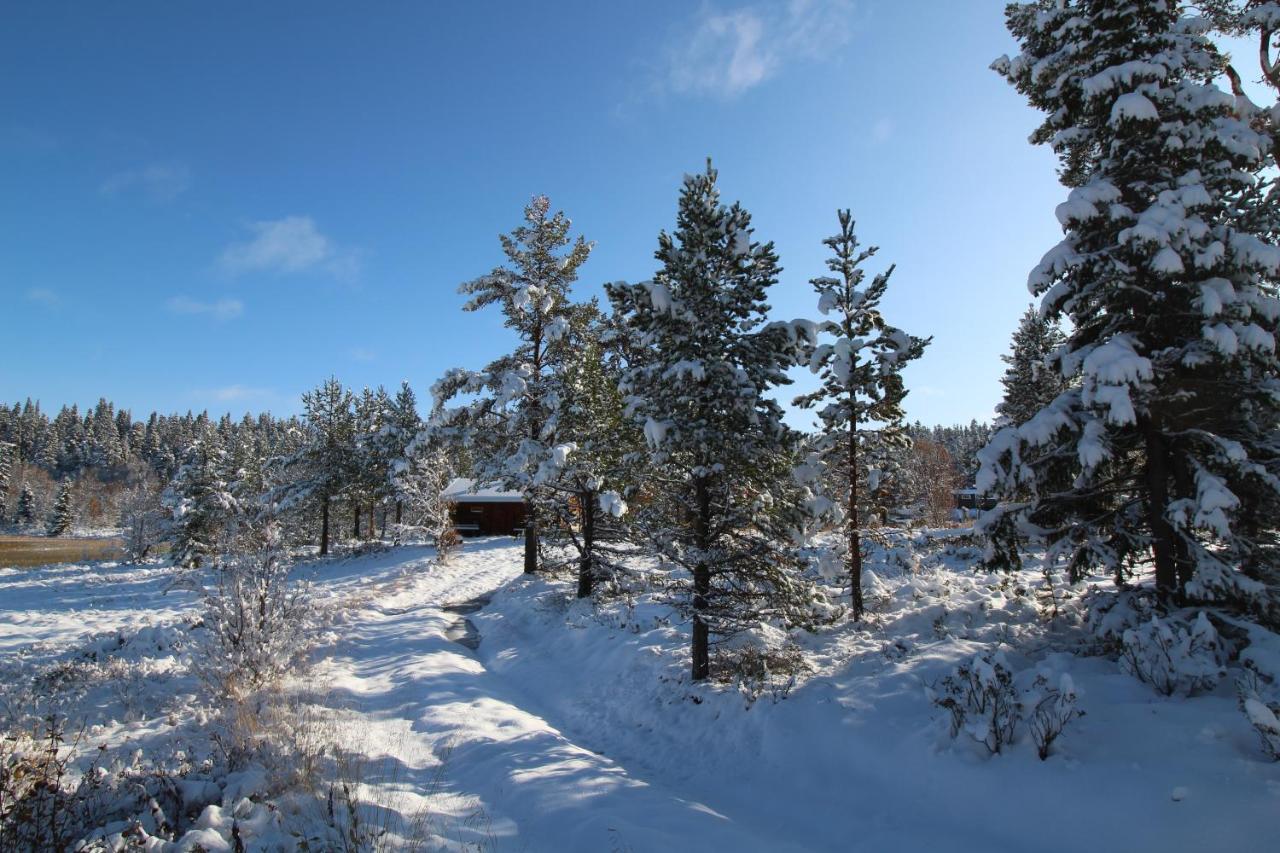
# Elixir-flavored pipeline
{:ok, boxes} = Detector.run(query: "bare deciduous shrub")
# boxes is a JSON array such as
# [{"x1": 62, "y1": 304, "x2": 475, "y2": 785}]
[
  {"x1": 930, "y1": 651, "x2": 1021, "y2": 754},
  {"x1": 1027, "y1": 674, "x2": 1083, "y2": 760},
  {"x1": 713, "y1": 642, "x2": 811, "y2": 706},
  {"x1": 1120, "y1": 612, "x2": 1224, "y2": 697},
  {"x1": 199, "y1": 520, "x2": 313, "y2": 701}
]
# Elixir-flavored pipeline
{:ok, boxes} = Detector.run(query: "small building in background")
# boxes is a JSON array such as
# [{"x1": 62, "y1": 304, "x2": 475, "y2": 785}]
[
  {"x1": 442, "y1": 478, "x2": 526, "y2": 537},
  {"x1": 952, "y1": 487, "x2": 998, "y2": 512}
]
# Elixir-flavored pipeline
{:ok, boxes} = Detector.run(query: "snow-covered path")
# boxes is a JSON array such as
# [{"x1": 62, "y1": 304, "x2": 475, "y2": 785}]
[{"x1": 306, "y1": 538, "x2": 803, "y2": 852}]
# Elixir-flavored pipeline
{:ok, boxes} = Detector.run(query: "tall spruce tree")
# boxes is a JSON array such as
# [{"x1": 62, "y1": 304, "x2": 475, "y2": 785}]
[
  {"x1": 980, "y1": 1, "x2": 1280, "y2": 622},
  {"x1": 165, "y1": 429, "x2": 237, "y2": 566},
  {"x1": 793, "y1": 210, "x2": 929, "y2": 619},
  {"x1": 996, "y1": 305, "x2": 1067, "y2": 426},
  {"x1": 46, "y1": 480, "x2": 73, "y2": 536},
  {"x1": 278, "y1": 378, "x2": 356, "y2": 556},
  {"x1": 15, "y1": 483, "x2": 36, "y2": 525},
  {"x1": 607, "y1": 163, "x2": 822, "y2": 681},
  {"x1": 433, "y1": 195, "x2": 592, "y2": 574}
]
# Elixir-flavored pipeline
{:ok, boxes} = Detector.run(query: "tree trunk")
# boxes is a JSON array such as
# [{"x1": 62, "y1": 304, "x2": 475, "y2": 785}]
[
  {"x1": 395, "y1": 500, "x2": 402, "y2": 525},
  {"x1": 352, "y1": 503, "x2": 361, "y2": 540},
  {"x1": 380, "y1": 506, "x2": 387, "y2": 538},
  {"x1": 1142, "y1": 414, "x2": 1179, "y2": 600},
  {"x1": 848, "y1": 416, "x2": 863, "y2": 619},
  {"x1": 367, "y1": 504, "x2": 375, "y2": 540},
  {"x1": 691, "y1": 477, "x2": 711, "y2": 682},
  {"x1": 523, "y1": 504, "x2": 538, "y2": 574},
  {"x1": 320, "y1": 496, "x2": 330, "y2": 556},
  {"x1": 577, "y1": 490, "x2": 595, "y2": 598}
]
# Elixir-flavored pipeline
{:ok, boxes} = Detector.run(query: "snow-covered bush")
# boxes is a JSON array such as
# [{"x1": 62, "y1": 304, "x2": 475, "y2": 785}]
[
  {"x1": 931, "y1": 651, "x2": 1022, "y2": 755},
  {"x1": 1026, "y1": 674, "x2": 1083, "y2": 761},
  {"x1": 1, "y1": 715, "x2": 225, "y2": 850},
  {"x1": 1119, "y1": 613, "x2": 1225, "y2": 697},
  {"x1": 713, "y1": 638, "x2": 810, "y2": 706},
  {"x1": 199, "y1": 521, "x2": 313, "y2": 700},
  {"x1": 1236, "y1": 669, "x2": 1280, "y2": 761}
]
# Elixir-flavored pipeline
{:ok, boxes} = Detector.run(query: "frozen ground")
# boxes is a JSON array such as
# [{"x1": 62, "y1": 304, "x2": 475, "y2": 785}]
[{"x1": 1, "y1": 536, "x2": 1277, "y2": 851}]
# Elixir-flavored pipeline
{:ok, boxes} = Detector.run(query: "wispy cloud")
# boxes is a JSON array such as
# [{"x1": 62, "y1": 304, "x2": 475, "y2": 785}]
[
  {"x1": 100, "y1": 161, "x2": 190, "y2": 203},
  {"x1": 26, "y1": 287, "x2": 58, "y2": 306},
  {"x1": 348, "y1": 346, "x2": 376, "y2": 363},
  {"x1": 191, "y1": 385, "x2": 276, "y2": 403},
  {"x1": 219, "y1": 216, "x2": 359, "y2": 279},
  {"x1": 167, "y1": 296, "x2": 244, "y2": 321},
  {"x1": 659, "y1": 0, "x2": 855, "y2": 99}
]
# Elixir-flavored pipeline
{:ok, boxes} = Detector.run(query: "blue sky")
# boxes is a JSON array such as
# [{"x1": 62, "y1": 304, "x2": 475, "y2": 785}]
[{"x1": 3, "y1": 1, "x2": 1077, "y2": 426}]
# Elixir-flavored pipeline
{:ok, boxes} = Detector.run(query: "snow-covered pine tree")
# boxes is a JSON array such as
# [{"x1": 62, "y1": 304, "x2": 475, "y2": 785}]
[
  {"x1": 165, "y1": 429, "x2": 238, "y2": 566},
  {"x1": 45, "y1": 479, "x2": 73, "y2": 536},
  {"x1": 432, "y1": 195, "x2": 593, "y2": 574},
  {"x1": 606, "y1": 163, "x2": 822, "y2": 681},
  {"x1": 382, "y1": 381, "x2": 423, "y2": 526},
  {"x1": 981, "y1": 1, "x2": 1280, "y2": 621},
  {"x1": 996, "y1": 305, "x2": 1067, "y2": 426},
  {"x1": 538, "y1": 302, "x2": 640, "y2": 598},
  {"x1": 0, "y1": 440, "x2": 12, "y2": 520},
  {"x1": 274, "y1": 378, "x2": 356, "y2": 556},
  {"x1": 15, "y1": 483, "x2": 36, "y2": 525},
  {"x1": 793, "y1": 210, "x2": 930, "y2": 618}
]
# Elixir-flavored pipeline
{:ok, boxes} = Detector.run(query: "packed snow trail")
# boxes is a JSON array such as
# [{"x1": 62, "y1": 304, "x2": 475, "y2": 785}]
[{"x1": 305, "y1": 538, "x2": 808, "y2": 852}]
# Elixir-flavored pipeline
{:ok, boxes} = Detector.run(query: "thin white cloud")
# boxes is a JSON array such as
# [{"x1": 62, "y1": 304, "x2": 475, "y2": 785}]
[
  {"x1": 26, "y1": 287, "x2": 58, "y2": 306},
  {"x1": 219, "y1": 215, "x2": 359, "y2": 279},
  {"x1": 100, "y1": 161, "x2": 190, "y2": 203},
  {"x1": 661, "y1": 0, "x2": 855, "y2": 99},
  {"x1": 192, "y1": 385, "x2": 275, "y2": 403},
  {"x1": 167, "y1": 296, "x2": 244, "y2": 321},
  {"x1": 348, "y1": 347, "x2": 376, "y2": 363}
]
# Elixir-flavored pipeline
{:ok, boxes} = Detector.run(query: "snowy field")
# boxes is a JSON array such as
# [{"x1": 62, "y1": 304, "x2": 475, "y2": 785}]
[{"x1": 1, "y1": 536, "x2": 1277, "y2": 851}]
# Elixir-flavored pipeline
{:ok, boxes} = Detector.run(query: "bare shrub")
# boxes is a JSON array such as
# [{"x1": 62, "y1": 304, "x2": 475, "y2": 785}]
[
  {"x1": 713, "y1": 642, "x2": 811, "y2": 706},
  {"x1": 1120, "y1": 612, "x2": 1224, "y2": 697},
  {"x1": 1027, "y1": 674, "x2": 1083, "y2": 760},
  {"x1": 931, "y1": 651, "x2": 1022, "y2": 754},
  {"x1": 198, "y1": 520, "x2": 313, "y2": 701}
]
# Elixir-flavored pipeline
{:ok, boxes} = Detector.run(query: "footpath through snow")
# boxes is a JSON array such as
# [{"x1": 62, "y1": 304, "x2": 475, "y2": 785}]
[{"x1": 2, "y1": 537, "x2": 1277, "y2": 851}]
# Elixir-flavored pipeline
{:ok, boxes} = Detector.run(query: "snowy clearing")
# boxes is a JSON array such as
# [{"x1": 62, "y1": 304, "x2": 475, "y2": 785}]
[{"x1": 1, "y1": 537, "x2": 1277, "y2": 851}]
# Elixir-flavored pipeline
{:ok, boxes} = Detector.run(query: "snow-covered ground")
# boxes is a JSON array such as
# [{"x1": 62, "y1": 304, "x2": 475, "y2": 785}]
[{"x1": 1, "y1": 537, "x2": 1277, "y2": 851}]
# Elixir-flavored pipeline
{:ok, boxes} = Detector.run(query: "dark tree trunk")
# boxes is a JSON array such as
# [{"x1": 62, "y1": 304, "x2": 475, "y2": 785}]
[
  {"x1": 1142, "y1": 415, "x2": 1179, "y2": 600},
  {"x1": 577, "y1": 490, "x2": 595, "y2": 598},
  {"x1": 353, "y1": 503, "x2": 361, "y2": 540},
  {"x1": 848, "y1": 416, "x2": 863, "y2": 619},
  {"x1": 395, "y1": 500, "x2": 402, "y2": 525},
  {"x1": 380, "y1": 506, "x2": 387, "y2": 539},
  {"x1": 367, "y1": 504, "x2": 375, "y2": 540},
  {"x1": 523, "y1": 505, "x2": 538, "y2": 574},
  {"x1": 320, "y1": 496, "x2": 331, "y2": 556},
  {"x1": 691, "y1": 477, "x2": 711, "y2": 682}
]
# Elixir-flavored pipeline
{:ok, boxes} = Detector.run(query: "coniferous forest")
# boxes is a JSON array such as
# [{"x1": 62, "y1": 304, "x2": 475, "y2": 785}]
[{"x1": 3, "y1": 3, "x2": 1280, "y2": 851}]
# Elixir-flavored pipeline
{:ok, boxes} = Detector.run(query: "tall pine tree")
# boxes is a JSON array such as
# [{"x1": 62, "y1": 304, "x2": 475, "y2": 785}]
[
  {"x1": 794, "y1": 210, "x2": 929, "y2": 618},
  {"x1": 981, "y1": 1, "x2": 1280, "y2": 623},
  {"x1": 433, "y1": 195, "x2": 593, "y2": 574},
  {"x1": 607, "y1": 163, "x2": 822, "y2": 681},
  {"x1": 46, "y1": 479, "x2": 73, "y2": 536},
  {"x1": 996, "y1": 305, "x2": 1067, "y2": 427}
]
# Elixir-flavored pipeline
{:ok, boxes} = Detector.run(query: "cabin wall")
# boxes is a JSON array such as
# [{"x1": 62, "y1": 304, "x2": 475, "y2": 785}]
[{"x1": 452, "y1": 501, "x2": 526, "y2": 536}]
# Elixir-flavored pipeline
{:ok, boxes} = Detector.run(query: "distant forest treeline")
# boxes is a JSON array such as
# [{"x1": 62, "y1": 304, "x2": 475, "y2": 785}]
[{"x1": 0, "y1": 395, "x2": 991, "y2": 533}]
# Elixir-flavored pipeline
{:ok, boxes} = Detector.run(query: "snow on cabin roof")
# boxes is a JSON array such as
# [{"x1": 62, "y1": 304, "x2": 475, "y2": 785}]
[{"x1": 441, "y1": 478, "x2": 524, "y2": 504}]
